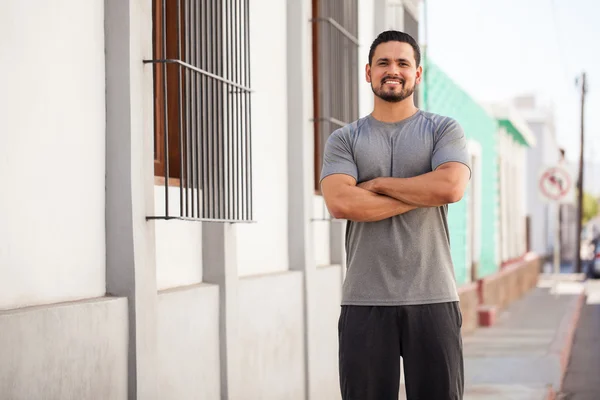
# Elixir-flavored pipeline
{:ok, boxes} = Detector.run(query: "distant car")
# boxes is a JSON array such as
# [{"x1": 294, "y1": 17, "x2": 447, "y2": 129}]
[
  {"x1": 586, "y1": 239, "x2": 600, "y2": 279},
  {"x1": 581, "y1": 220, "x2": 600, "y2": 279}
]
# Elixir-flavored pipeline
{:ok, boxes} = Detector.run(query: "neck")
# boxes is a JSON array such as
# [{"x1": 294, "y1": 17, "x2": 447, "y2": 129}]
[{"x1": 371, "y1": 95, "x2": 419, "y2": 123}]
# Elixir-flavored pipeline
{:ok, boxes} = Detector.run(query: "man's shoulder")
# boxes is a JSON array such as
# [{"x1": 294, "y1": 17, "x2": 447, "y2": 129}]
[
  {"x1": 417, "y1": 110, "x2": 457, "y2": 127},
  {"x1": 417, "y1": 111, "x2": 462, "y2": 137},
  {"x1": 329, "y1": 116, "x2": 369, "y2": 140}
]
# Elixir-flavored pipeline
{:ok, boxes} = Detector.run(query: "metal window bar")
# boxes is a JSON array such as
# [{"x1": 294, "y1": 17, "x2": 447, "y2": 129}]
[
  {"x1": 311, "y1": 0, "x2": 359, "y2": 221},
  {"x1": 145, "y1": 0, "x2": 254, "y2": 222}
]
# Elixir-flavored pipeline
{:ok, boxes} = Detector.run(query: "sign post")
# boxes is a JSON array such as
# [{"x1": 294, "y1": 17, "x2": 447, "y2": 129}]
[{"x1": 538, "y1": 164, "x2": 575, "y2": 290}]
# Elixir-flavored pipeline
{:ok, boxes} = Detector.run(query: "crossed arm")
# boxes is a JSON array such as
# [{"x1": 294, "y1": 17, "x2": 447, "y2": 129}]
[
  {"x1": 321, "y1": 162, "x2": 470, "y2": 222},
  {"x1": 321, "y1": 174, "x2": 418, "y2": 222}
]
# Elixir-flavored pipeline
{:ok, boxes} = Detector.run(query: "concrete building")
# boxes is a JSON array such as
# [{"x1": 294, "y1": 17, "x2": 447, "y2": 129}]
[
  {"x1": 514, "y1": 95, "x2": 561, "y2": 259},
  {"x1": 0, "y1": 0, "x2": 421, "y2": 399},
  {"x1": 487, "y1": 104, "x2": 537, "y2": 265},
  {"x1": 512, "y1": 95, "x2": 579, "y2": 264}
]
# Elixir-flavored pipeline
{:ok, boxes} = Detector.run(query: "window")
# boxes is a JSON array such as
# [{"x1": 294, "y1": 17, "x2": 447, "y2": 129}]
[
  {"x1": 148, "y1": 0, "x2": 253, "y2": 222},
  {"x1": 312, "y1": 0, "x2": 359, "y2": 192}
]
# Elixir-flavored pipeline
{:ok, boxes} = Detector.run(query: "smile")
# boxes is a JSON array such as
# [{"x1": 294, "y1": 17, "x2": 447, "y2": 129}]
[{"x1": 382, "y1": 79, "x2": 402, "y2": 86}]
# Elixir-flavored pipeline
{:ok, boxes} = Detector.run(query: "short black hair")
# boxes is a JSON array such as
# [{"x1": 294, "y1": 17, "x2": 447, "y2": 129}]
[{"x1": 368, "y1": 30, "x2": 421, "y2": 67}]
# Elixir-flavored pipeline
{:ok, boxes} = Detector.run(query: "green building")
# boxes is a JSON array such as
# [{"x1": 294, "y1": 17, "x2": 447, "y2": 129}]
[{"x1": 422, "y1": 59, "x2": 535, "y2": 286}]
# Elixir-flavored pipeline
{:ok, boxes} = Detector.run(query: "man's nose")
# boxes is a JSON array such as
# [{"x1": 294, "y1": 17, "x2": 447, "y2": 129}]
[{"x1": 387, "y1": 65, "x2": 401, "y2": 76}]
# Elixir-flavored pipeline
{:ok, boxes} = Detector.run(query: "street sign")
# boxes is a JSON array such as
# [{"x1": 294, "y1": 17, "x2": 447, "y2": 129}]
[{"x1": 538, "y1": 164, "x2": 576, "y2": 204}]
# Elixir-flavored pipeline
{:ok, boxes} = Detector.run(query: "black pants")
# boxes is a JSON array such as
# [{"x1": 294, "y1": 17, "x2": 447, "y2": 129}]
[{"x1": 338, "y1": 302, "x2": 464, "y2": 400}]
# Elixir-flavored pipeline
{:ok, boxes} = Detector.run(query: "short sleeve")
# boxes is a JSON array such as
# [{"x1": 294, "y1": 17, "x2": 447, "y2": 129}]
[
  {"x1": 431, "y1": 118, "x2": 471, "y2": 175},
  {"x1": 319, "y1": 129, "x2": 358, "y2": 183}
]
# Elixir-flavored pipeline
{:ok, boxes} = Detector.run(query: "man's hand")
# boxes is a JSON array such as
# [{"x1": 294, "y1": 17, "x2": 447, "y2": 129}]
[
  {"x1": 357, "y1": 178, "x2": 379, "y2": 193},
  {"x1": 368, "y1": 162, "x2": 470, "y2": 207},
  {"x1": 321, "y1": 174, "x2": 417, "y2": 222}
]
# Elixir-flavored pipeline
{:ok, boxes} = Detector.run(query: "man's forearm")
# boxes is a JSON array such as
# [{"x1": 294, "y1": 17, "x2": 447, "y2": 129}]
[
  {"x1": 327, "y1": 186, "x2": 418, "y2": 222},
  {"x1": 369, "y1": 170, "x2": 463, "y2": 207}
]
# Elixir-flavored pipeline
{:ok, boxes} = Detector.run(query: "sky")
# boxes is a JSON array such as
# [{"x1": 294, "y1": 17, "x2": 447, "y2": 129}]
[{"x1": 422, "y1": 0, "x2": 599, "y2": 165}]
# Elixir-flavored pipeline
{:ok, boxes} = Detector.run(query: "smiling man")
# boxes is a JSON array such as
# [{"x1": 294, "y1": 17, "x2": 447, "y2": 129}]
[{"x1": 320, "y1": 31, "x2": 471, "y2": 400}]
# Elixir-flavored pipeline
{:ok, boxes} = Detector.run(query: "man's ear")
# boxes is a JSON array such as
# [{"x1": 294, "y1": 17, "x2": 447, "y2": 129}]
[
  {"x1": 415, "y1": 65, "x2": 423, "y2": 85},
  {"x1": 365, "y1": 63, "x2": 371, "y2": 83}
]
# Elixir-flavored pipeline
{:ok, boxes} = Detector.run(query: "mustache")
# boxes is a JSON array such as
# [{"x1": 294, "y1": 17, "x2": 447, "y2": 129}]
[{"x1": 381, "y1": 76, "x2": 405, "y2": 84}]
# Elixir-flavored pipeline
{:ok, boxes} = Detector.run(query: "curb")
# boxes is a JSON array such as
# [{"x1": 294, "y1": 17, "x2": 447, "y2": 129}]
[
  {"x1": 477, "y1": 253, "x2": 541, "y2": 315},
  {"x1": 546, "y1": 290, "x2": 586, "y2": 400}
]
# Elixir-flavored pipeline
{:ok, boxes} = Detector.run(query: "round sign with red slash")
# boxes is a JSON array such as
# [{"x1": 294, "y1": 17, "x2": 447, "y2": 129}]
[{"x1": 539, "y1": 166, "x2": 572, "y2": 202}]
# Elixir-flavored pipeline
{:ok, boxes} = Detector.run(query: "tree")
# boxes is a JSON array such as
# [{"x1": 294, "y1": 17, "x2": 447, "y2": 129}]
[{"x1": 582, "y1": 191, "x2": 599, "y2": 224}]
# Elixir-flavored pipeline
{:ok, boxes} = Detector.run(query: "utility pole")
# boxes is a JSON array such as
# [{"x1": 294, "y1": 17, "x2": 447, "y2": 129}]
[{"x1": 575, "y1": 72, "x2": 587, "y2": 274}]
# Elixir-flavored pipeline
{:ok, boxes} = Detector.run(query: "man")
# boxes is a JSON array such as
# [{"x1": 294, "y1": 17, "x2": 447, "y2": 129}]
[{"x1": 320, "y1": 30, "x2": 471, "y2": 400}]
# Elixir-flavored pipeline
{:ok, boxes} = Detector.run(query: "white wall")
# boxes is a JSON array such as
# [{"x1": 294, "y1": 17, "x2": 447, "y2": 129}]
[
  {"x1": 313, "y1": 196, "x2": 331, "y2": 266},
  {"x1": 527, "y1": 122, "x2": 549, "y2": 255},
  {"x1": 238, "y1": 272, "x2": 305, "y2": 400},
  {"x1": 0, "y1": 297, "x2": 128, "y2": 399},
  {"x1": 498, "y1": 130, "x2": 528, "y2": 262},
  {"x1": 526, "y1": 121, "x2": 560, "y2": 256},
  {"x1": 466, "y1": 141, "x2": 483, "y2": 281},
  {"x1": 154, "y1": 186, "x2": 203, "y2": 290},
  {"x1": 235, "y1": 0, "x2": 289, "y2": 277},
  {"x1": 0, "y1": 0, "x2": 106, "y2": 310},
  {"x1": 514, "y1": 145, "x2": 527, "y2": 257},
  {"x1": 310, "y1": 265, "x2": 343, "y2": 400},
  {"x1": 157, "y1": 285, "x2": 220, "y2": 400}
]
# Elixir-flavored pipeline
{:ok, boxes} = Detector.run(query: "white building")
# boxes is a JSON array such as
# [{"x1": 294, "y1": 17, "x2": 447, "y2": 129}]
[
  {"x1": 513, "y1": 96, "x2": 564, "y2": 261},
  {"x1": 0, "y1": 0, "x2": 420, "y2": 399},
  {"x1": 486, "y1": 103, "x2": 536, "y2": 265}
]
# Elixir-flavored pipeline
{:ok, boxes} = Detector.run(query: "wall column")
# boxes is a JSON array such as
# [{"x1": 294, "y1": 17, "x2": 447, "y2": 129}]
[
  {"x1": 104, "y1": 0, "x2": 158, "y2": 398},
  {"x1": 287, "y1": 0, "x2": 318, "y2": 397},
  {"x1": 203, "y1": 223, "x2": 240, "y2": 400}
]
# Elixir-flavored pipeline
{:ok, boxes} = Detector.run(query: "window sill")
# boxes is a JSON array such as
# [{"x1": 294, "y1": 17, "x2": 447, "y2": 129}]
[{"x1": 154, "y1": 176, "x2": 181, "y2": 187}]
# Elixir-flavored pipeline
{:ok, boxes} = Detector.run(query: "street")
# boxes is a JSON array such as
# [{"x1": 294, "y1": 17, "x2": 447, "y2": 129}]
[{"x1": 559, "y1": 279, "x2": 600, "y2": 399}]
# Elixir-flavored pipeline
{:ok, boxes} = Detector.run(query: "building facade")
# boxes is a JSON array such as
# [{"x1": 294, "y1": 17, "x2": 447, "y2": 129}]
[
  {"x1": 1, "y1": 1, "x2": 541, "y2": 398},
  {"x1": 489, "y1": 104, "x2": 536, "y2": 265},
  {"x1": 0, "y1": 1, "x2": 421, "y2": 399},
  {"x1": 512, "y1": 95, "x2": 581, "y2": 264}
]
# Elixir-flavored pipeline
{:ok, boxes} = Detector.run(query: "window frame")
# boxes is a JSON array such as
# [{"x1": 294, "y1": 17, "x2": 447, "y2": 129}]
[
  {"x1": 311, "y1": 0, "x2": 359, "y2": 194},
  {"x1": 148, "y1": 0, "x2": 253, "y2": 222}
]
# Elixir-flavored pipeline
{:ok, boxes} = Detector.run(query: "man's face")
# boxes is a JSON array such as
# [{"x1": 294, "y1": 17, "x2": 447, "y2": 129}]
[{"x1": 366, "y1": 41, "x2": 422, "y2": 103}]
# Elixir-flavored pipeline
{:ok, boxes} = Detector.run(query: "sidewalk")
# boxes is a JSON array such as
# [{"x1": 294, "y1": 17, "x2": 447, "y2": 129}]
[
  {"x1": 397, "y1": 275, "x2": 585, "y2": 400},
  {"x1": 462, "y1": 276, "x2": 585, "y2": 400}
]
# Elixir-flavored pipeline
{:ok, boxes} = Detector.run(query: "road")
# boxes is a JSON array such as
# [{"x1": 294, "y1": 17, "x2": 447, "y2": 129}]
[{"x1": 559, "y1": 279, "x2": 600, "y2": 399}]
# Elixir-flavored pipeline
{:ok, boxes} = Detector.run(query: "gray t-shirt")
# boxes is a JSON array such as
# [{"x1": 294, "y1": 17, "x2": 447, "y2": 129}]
[{"x1": 320, "y1": 110, "x2": 470, "y2": 306}]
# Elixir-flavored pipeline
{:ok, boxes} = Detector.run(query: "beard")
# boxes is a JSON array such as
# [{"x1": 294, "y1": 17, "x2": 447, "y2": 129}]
[{"x1": 371, "y1": 79, "x2": 415, "y2": 103}]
